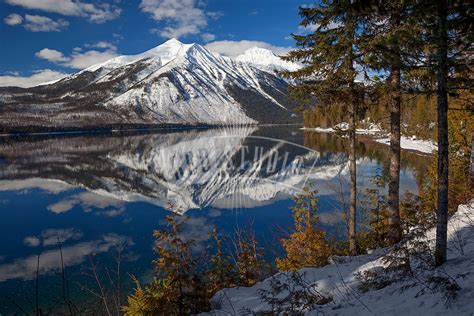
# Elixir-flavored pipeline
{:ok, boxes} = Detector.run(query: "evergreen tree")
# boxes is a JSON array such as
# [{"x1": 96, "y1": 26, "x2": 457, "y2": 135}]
[
  {"x1": 434, "y1": 0, "x2": 450, "y2": 266},
  {"x1": 419, "y1": 0, "x2": 473, "y2": 266},
  {"x1": 347, "y1": 0, "x2": 472, "y2": 264},
  {"x1": 282, "y1": 0, "x2": 369, "y2": 255},
  {"x1": 356, "y1": 0, "x2": 425, "y2": 244}
]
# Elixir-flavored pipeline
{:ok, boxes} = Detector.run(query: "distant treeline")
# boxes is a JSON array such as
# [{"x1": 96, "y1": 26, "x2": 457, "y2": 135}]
[{"x1": 303, "y1": 94, "x2": 472, "y2": 142}]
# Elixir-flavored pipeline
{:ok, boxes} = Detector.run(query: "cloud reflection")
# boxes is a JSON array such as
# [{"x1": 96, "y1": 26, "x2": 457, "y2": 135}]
[
  {"x1": 23, "y1": 228, "x2": 83, "y2": 247},
  {"x1": 0, "y1": 178, "x2": 73, "y2": 194},
  {"x1": 0, "y1": 234, "x2": 133, "y2": 282},
  {"x1": 47, "y1": 191, "x2": 125, "y2": 214}
]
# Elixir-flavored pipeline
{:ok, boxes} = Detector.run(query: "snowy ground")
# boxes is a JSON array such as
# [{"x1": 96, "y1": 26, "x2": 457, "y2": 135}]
[
  {"x1": 301, "y1": 122, "x2": 383, "y2": 135},
  {"x1": 375, "y1": 135, "x2": 437, "y2": 154},
  {"x1": 302, "y1": 123, "x2": 437, "y2": 154},
  {"x1": 204, "y1": 201, "x2": 474, "y2": 315}
]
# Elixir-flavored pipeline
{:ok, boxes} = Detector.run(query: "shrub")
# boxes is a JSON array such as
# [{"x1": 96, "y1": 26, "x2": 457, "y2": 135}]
[{"x1": 277, "y1": 188, "x2": 333, "y2": 271}]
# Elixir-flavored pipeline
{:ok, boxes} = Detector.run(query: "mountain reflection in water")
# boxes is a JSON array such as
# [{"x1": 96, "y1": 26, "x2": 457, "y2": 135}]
[
  {"x1": 0, "y1": 126, "x2": 425, "y2": 313},
  {"x1": 0, "y1": 127, "x2": 350, "y2": 213}
]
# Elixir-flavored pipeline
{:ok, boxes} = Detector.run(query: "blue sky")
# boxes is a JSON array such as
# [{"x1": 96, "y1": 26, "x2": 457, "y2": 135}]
[{"x1": 0, "y1": 0, "x2": 312, "y2": 87}]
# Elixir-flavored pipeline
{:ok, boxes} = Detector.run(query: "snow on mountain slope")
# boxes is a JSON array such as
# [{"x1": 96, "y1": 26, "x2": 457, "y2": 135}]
[
  {"x1": 103, "y1": 42, "x2": 294, "y2": 124},
  {"x1": 86, "y1": 38, "x2": 192, "y2": 73},
  {"x1": 235, "y1": 47, "x2": 300, "y2": 73},
  {"x1": 76, "y1": 38, "x2": 194, "y2": 86},
  {"x1": 0, "y1": 39, "x2": 300, "y2": 129}
]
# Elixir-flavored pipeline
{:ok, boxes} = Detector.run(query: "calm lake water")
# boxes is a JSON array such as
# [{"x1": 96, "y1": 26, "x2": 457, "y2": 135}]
[{"x1": 0, "y1": 126, "x2": 426, "y2": 313}]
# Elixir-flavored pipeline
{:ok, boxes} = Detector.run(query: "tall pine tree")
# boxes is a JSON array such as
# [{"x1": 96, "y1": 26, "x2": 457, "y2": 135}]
[
  {"x1": 341, "y1": 0, "x2": 472, "y2": 263},
  {"x1": 430, "y1": 0, "x2": 472, "y2": 266},
  {"x1": 357, "y1": 0, "x2": 425, "y2": 244},
  {"x1": 282, "y1": 0, "x2": 369, "y2": 255},
  {"x1": 414, "y1": 0, "x2": 472, "y2": 265}
]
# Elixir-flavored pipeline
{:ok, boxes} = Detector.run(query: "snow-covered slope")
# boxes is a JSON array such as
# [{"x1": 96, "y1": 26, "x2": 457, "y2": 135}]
[
  {"x1": 235, "y1": 47, "x2": 300, "y2": 73},
  {"x1": 102, "y1": 42, "x2": 292, "y2": 124},
  {"x1": 0, "y1": 39, "x2": 300, "y2": 129},
  {"x1": 85, "y1": 38, "x2": 193, "y2": 73},
  {"x1": 207, "y1": 201, "x2": 474, "y2": 315}
]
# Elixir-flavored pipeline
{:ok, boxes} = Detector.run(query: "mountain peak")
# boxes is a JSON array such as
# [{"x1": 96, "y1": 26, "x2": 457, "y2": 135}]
[
  {"x1": 150, "y1": 38, "x2": 190, "y2": 51},
  {"x1": 82, "y1": 39, "x2": 194, "y2": 73},
  {"x1": 134, "y1": 38, "x2": 194, "y2": 64},
  {"x1": 166, "y1": 37, "x2": 181, "y2": 42},
  {"x1": 162, "y1": 37, "x2": 184, "y2": 46},
  {"x1": 1, "y1": 37, "x2": 302, "y2": 129}
]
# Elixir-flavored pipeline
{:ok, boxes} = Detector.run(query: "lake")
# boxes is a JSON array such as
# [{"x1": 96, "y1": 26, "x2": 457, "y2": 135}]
[{"x1": 0, "y1": 126, "x2": 427, "y2": 313}]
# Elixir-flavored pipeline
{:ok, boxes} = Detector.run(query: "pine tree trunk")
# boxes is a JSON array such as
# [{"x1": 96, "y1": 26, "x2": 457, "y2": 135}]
[
  {"x1": 388, "y1": 65, "x2": 402, "y2": 244},
  {"x1": 435, "y1": 0, "x2": 449, "y2": 267},
  {"x1": 349, "y1": 102, "x2": 357, "y2": 256}
]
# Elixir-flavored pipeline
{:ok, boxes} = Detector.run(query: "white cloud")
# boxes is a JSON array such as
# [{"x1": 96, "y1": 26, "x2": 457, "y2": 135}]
[
  {"x1": 207, "y1": 11, "x2": 224, "y2": 20},
  {"x1": 201, "y1": 32, "x2": 215, "y2": 42},
  {"x1": 298, "y1": 24, "x2": 318, "y2": 32},
  {"x1": 0, "y1": 69, "x2": 68, "y2": 88},
  {"x1": 24, "y1": 14, "x2": 69, "y2": 32},
  {"x1": 6, "y1": 0, "x2": 81, "y2": 15},
  {"x1": 204, "y1": 40, "x2": 293, "y2": 59},
  {"x1": 4, "y1": 13, "x2": 23, "y2": 25},
  {"x1": 35, "y1": 48, "x2": 68, "y2": 62},
  {"x1": 140, "y1": 0, "x2": 212, "y2": 38},
  {"x1": 85, "y1": 41, "x2": 117, "y2": 50},
  {"x1": 298, "y1": 21, "x2": 342, "y2": 33},
  {"x1": 35, "y1": 44, "x2": 119, "y2": 69},
  {"x1": 66, "y1": 49, "x2": 119, "y2": 69},
  {"x1": 86, "y1": 3, "x2": 122, "y2": 23},
  {"x1": 5, "y1": 0, "x2": 121, "y2": 23},
  {"x1": 4, "y1": 13, "x2": 68, "y2": 32}
]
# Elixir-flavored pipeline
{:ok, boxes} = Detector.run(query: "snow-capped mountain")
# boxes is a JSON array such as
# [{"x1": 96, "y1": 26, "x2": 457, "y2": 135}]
[
  {"x1": 235, "y1": 47, "x2": 300, "y2": 74},
  {"x1": 0, "y1": 39, "x2": 300, "y2": 131}
]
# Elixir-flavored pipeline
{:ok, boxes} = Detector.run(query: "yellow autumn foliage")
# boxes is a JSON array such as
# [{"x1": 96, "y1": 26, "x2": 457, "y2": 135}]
[{"x1": 277, "y1": 189, "x2": 333, "y2": 271}]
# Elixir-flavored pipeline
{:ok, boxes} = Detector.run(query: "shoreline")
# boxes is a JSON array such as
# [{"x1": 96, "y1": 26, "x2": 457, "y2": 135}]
[
  {"x1": 0, "y1": 123, "x2": 302, "y2": 139},
  {"x1": 302, "y1": 125, "x2": 437, "y2": 154}
]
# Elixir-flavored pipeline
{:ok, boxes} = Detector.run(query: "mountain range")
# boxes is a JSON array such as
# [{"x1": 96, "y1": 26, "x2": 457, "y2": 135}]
[{"x1": 0, "y1": 39, "x2": 301, "y2": 132}]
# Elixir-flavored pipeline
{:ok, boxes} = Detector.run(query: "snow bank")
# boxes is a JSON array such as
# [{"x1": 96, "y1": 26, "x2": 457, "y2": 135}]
[
  {"x1": 205, "y1": 201, "x2": 474, "y2": 315},
  {"x1": 375, "y1": 135, "x2": 437, "y2": 154},
  {"x1": 302, "y1": 123, "x2": 437, "y2": 154},
  {"x1": 302, "y1": 122, "x2": 383, "y2": 135}
]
